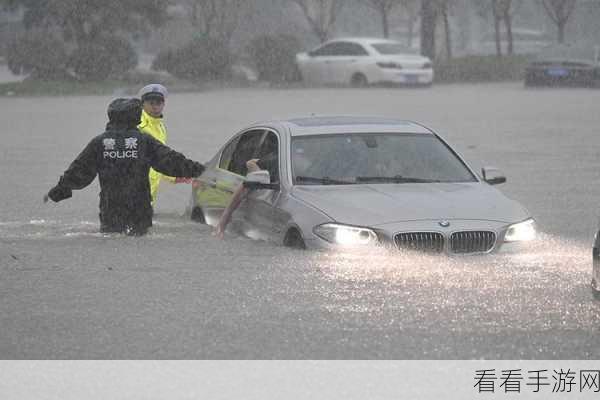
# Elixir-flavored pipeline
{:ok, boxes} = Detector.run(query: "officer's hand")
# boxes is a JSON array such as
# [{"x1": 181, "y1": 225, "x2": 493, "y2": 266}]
[
  {"x1": 43, "y1": 193, "x2": 49, "y2": 203},
  {"x1": 175, "y1": 177, "x2": 192, "y2": 184}
]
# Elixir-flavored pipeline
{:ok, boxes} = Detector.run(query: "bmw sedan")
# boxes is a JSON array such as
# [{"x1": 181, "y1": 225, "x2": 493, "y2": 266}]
[
  {"x1": 296, "y1": 38, "x2": 434, "y2": 87},
  {"x1": 190, "y1": 116, "x2": 536, "y2": 254}
]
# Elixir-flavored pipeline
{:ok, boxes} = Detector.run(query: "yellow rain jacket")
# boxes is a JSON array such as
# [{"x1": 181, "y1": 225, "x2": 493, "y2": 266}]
[{"x1": 138, "y1": 110, "x2": 175, "y2": 203}]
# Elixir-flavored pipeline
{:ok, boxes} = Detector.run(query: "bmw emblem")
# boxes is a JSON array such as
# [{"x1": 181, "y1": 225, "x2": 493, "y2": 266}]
[{"x1": 438, "y1": 220, "x2": 450, "y2": 228}]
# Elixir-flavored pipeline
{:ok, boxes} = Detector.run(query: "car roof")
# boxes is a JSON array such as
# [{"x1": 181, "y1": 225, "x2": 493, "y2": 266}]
[
  {"x1": 323, "y1": 37, "x2": 401, "y2": 46},
  {"x1": 256, "y1": 116, "x2": 433, "y2": 136}
]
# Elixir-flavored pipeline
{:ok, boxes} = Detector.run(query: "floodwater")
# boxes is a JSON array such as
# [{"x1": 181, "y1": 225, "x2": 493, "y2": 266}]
[{"x1": 1, "y1": 83, "x2": 600, "y2": 358}]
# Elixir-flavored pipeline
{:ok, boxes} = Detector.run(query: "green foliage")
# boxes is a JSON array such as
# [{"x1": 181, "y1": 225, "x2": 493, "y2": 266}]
[
  {"x1": 9, "y1": 0, "x2": 167, "y2": 44},
  {"x1": 152, "y1": 37, "x2": 232, "y2": 81},
  {"x1": 434, "y1": 55, "x2": 530, "y2": 83},
  {"x1": 69, "y1": 36, "x2": 138, "y2": 81},
  {"x1": 6, "y1": 30, "x2": 69, "y2": 80},
  {"x1": 247, "y1": 34, "x2": 303, "y2": 83}
]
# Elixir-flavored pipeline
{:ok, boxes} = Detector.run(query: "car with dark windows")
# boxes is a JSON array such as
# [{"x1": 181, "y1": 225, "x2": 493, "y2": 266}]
[
  {"x1": 190, "y1": 117, "x2": 536, "y2": 253},
  {"x1": 524, "y1": 43, "x2": 600, "y2": 87}
]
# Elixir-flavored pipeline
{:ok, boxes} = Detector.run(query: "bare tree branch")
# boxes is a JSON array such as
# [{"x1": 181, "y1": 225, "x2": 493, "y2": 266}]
[{"x1": 290, "y1": 0, "x2": 345, "y2": 42}]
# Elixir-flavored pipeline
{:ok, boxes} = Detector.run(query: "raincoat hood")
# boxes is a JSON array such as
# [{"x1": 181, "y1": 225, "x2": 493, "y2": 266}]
[{"x1": 107, "y1": 98, "x2": 142, "y2": 129}]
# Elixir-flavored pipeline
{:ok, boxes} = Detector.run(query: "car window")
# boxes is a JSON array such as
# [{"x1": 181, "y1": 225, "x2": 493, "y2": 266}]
[
  {"x1": 338, "y1": 42, "x2": 369, "y2": 56},
  {"x1": 291, "y1": 133, "x2": 477, "y2": 184},
  {"x1": 220, "y1": 129, "x2": 264, "y2": 176},
  {"x1": 371, "y1": 42, "x2": 417, "y2": 55},
  {"x1": 311, "y1": 42, "x2": 341, "y2": 57},
  {"x1": 256, "y1": 131, "x2": 280, "y2": 183}
]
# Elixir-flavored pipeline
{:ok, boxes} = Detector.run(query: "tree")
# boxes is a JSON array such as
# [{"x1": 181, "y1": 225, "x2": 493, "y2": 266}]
[
  {"x1": 359, "y1": 0, "x2": 402, "y2": 38},
  {"x1": 8, "y1": 0, "x2": 167, "y2": 45},
  {"x1": 181, "y1": 0, "x2": 249, "y2": 45},
  {"x1": 434, "y1": 0, "x2": 454, "y2": 60},
  {"x1": 290, "y1": 0, "x2": 345, "y2": 42},
  {"x1": 420, "y1": 0, "x2": 454, "y2": 60},
  {"x1": 400, "y1": 0, "x2": 420, "y2": 47},
  {"x1": 420, "y1": 0, "x2": 437, "y2": 59},
  {"x1": 541, "y1": 0, "x2": 577, "y2": 43},
  {"x1": 474, "y1": 0, "x2": 522, "y2": 57}
]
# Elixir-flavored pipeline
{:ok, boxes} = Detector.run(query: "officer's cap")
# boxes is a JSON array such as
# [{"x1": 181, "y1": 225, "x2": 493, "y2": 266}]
[
  {"x1": 138, "y1": 83, "x2": 168, "y2": 102},
  {"x1": 107, "y1": 98, "x2": 142, "y2": 127}
]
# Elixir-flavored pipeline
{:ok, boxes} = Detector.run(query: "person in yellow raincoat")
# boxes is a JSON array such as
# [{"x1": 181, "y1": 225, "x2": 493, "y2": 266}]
[{"x1": 137, "y1": 84, "x2": 188, "y2": 205}]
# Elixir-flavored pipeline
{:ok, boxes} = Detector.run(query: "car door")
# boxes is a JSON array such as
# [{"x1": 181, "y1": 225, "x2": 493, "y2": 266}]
[
  {"x1": 303, "y1": 42, "x2": 341, "y2": 84},
  {"x1": 236, "y1": 130, "x2": 282, "y2": 242},
  {"x1": 326, "y1": 42, "x2": 369, "y2": 84},
  {"x1": 195, "y1": 129, "x2": 264, "y2": 224}
]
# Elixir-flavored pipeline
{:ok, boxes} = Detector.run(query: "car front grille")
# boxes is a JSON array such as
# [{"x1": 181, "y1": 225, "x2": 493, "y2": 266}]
[
  {"x1": 394, "y1": 232, "x2": 444, "y2": 253},
  {"x1": 450, "y1": 231, "x2": 496, "y2": 254},
  {"x1": 394, "y1": 231, "x2": 496, "y2": 254}
]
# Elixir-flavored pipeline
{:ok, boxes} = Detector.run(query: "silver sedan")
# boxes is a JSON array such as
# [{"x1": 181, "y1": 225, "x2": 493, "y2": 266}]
[{"x1": 191, "y1": 116, "x2": 536, "y2": 254}]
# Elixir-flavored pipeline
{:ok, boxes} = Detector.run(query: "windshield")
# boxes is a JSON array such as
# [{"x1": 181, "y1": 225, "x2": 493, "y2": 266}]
[
  {"x1": 291, "y1": 133, "x2": 477, "y2": 185},
  {"x1": 371, "y1": 42, "x2": 418, "y2": 55}
]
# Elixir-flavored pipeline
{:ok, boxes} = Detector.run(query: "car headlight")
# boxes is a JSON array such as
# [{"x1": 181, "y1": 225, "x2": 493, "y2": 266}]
[
  {"x1": 313, "y1": 223, "x2": 378, "y2": 246},
  {"x1": 504, "y1": 219, "x2": 536, "y2": 242}
]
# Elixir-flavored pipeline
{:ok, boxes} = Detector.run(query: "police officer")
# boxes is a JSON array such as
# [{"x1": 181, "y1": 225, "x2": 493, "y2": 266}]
[
  {"x1": 44, "y1": 98, "x2": 205, "y2": 236},
  {"x1": 137, "y1": 83, "x2": 181, "y2": 205}
]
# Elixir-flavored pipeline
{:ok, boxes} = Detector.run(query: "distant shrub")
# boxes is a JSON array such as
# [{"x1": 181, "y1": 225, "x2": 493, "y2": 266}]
[
  {"x1": 69, "y1": 36, "x2": 138, "y2": 81},
  {"x1": 248, "y1": 34, "x2": 303, "y2": 83},
  {"x1": 152, "y1": 37, "x2": 232, "y2": 81},
  {"x1": 122, "y1": 69, "x2": 174, "y2": 85},
  {"x1": 434, "y1": 55, "x2": 529, "y2": 83},
  {"x1": 6, "y1": 30, "x2": 68, "y2": 80}
]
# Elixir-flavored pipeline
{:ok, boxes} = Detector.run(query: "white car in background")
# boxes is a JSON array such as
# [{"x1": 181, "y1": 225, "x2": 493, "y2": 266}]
[{"x1": 296, "y1": 38, "x2": 434, "y2": 87}]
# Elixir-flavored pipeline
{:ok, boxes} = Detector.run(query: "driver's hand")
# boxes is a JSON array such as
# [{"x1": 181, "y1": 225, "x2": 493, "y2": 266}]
[
  {"x1": 175, "y1": 177, "x2": 192, "y2": 184},
  {"x1": 213, "y1": 224, "x2": 225, "y2": 240}
]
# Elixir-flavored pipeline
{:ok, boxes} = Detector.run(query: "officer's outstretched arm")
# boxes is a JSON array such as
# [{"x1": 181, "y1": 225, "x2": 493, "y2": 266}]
[
  {"x1": 46, "y1": 139, "x2": 98, "y2": 202},
  {"x1": 147, "y1": 137, "x2": 205, "y2": 178}
]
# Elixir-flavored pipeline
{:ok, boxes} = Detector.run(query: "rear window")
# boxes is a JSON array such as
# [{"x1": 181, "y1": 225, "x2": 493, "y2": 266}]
[{"x1": 371, "y1": 43, "x2": 418, "y2": 55}]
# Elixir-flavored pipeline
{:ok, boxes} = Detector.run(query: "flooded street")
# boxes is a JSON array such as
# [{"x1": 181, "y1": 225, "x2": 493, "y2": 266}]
[{"x1": 2, "y1": 83, "x2": 600, "y2": 358}]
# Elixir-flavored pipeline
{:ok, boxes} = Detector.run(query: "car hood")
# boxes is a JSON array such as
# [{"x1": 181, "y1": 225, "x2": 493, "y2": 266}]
[{"x1": 290, "y1": 183, "x2": 529, "y2": 227}]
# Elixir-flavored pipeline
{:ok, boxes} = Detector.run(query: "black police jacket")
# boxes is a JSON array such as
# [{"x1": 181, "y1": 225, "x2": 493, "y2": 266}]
[{"x1": 48, "y1": 126, "x2": 205, "y2": 234}]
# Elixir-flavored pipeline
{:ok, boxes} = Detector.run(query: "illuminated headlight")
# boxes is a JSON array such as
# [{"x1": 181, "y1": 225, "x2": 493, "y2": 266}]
[
  {"x1": 504, "y1": 219, "x2": 536, "y2": 242},
  {"x1": 313, "y1": 223, "x2": 378, "y2": 246}
]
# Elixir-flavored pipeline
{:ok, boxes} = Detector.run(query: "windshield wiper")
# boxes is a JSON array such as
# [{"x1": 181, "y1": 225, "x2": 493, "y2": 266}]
[
  {"x1": 295, "y1": 176, "x2": 355, "y2": 185},
  {"x1": 355, "y1": 175, "x2": 441, "y2": 183}
]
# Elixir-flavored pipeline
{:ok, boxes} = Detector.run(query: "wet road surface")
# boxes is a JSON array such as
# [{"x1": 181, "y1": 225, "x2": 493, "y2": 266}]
[{"x1": 1, "y1": 83, "x2": 600, "y2": 358}]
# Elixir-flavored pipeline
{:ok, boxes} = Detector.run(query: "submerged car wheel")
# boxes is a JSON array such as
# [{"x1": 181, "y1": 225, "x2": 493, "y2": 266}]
[
  {"x1": 350, "y1": 73, "x2": 368, "y2": 88},
  {"x1": 191, "y1": 206, "x2": 206, "y2": 224},
  {"x1": 284, "y1": 229, "x2": 306, "y2": 250}
]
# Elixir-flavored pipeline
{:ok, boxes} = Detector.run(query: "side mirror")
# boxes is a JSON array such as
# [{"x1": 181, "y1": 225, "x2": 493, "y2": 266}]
[
  {"x1": 246, "y1": 170, "x2": 270, "y2": 184},
  {"x1": 243, "y1": 170, "x2": 280, "y2": 190},
  {"x1": 482, "y1": 167, "x2": 506, "y2": 185}
]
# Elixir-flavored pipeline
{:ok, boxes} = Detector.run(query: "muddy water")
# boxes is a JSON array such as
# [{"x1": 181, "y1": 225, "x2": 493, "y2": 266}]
[{"x1": 1, "y1": 84, "x2": 600, "y2": 358}]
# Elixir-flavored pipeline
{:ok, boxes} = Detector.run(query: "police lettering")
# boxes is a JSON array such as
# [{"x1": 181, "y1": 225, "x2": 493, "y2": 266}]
[{"x1": 103, "y1": 150, "x2": 138, "y2": 159}]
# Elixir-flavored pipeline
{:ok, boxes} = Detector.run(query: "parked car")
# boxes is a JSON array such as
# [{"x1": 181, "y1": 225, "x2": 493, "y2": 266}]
[
  {"x1": 524, "y1": 43, "x2": 600, "y2": 87},
  {"x1": 296, "y1": 38, "x2": 433, "y2": 87},
  {"x1": 190, "y1": 116, "x2": 536, "y2": 253}
]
